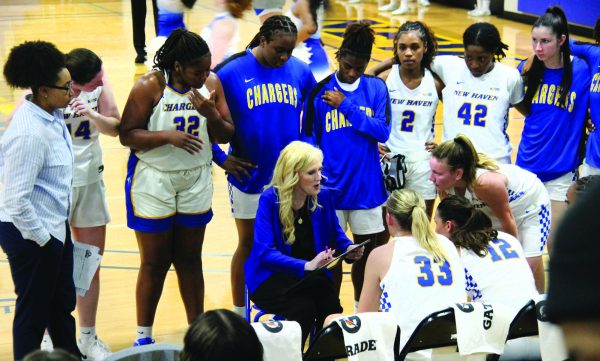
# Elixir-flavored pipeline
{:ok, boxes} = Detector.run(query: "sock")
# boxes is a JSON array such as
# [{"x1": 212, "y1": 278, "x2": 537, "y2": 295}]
[
  {"x1": 136, "y1": 326, "x2": 153, "y2": 340},
  {"x1": 400, "y1": 0, "x2": 408, "y2": 8},
  {"x1": 233, "y1": 306, "x2": 246, "y2": 318},
  {"x1": 476, "y1": 0, "x2": 482, "y2": 10},
  {"x1": 481, "y1": 0, "x2": 490, "y2": 11},
  {"x1": 354, "y1": 300, "x2": 359, "y2": 314},
  {"x1": 79, "y1": 326, "x2": 96, "y2": 342}
]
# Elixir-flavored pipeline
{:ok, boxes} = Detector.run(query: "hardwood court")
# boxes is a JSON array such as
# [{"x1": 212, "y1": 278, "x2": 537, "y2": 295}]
[{"x1": 0, "y1": 0, "x2": 592, "y2": 359}]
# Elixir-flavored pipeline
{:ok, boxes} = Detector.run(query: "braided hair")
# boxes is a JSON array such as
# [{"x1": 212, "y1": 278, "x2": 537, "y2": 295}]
[
  {"x1": 393, "y1": 21, "x2": 437, "y2": 69},
  {"x1": 337, "y1": 22, "x2": 375, "y2": 60},
  {"x1": 248, "y1": 15, "x2": 297, "y2": 48},
  {"x1": 154, "y1": 28, "x2": 210, "y2": 70},
  {"x1": 463, "y1": 22, "x2": 509, "y2": 61}
]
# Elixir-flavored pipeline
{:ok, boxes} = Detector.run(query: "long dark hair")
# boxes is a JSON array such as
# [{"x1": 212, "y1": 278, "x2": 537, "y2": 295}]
[
  {"x1": 437, "y1": 195, "x2": 497, "y2": 257},
  {"x1": 522, "y1": 6, "x2": 572, "y2": 110},
  {"x1": 393, "y1": 21, "x2": 437, "y2": 69},
  {"x1": 247, "y1": 15, "x2": 297, "y2": 48}
]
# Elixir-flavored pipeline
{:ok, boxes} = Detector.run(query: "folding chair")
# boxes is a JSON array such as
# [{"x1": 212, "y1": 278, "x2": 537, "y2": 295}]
[
  {"x1": 303, "y1": 316, "x2": 401, "y2": 361},
  {"x1": 397, "y1": 307, "x2": 457, "y2": 361},
  {"x1": 103, "y1": 343, "x2": 181, "y2": 361},
  {"x1": 245, "y1": 286, "x2": 285, "y2": 323}
]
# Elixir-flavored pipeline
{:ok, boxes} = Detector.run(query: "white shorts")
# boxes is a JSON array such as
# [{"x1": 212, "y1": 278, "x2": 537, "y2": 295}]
[
  {"x1": 404, "y1": 157, "x2": 436, "y2": 200},
  {"x1": 126, "y1": 158, "x2": 213, "y2": 232},
  {"x1": 228, "y1": 182, "x2": 261, "y2": 219},
  {"x1": 336, "y1": 206, "x2": 385, "y2": 235},
  {"x1": 495, "y1": 155, "x2": 512, "y2": 165},
  {"x1": 543, "y1": 170, "x2": 577, "y2": 201},
  {"x1": 70, "y1": 180, "x2": 111, "y2": 228},
  {"x1": 517, "y1": 202, "x2": 551, "y2": 257},
  {"x1": 579, "y1": 159, "x2": 600, "y2": 177}
]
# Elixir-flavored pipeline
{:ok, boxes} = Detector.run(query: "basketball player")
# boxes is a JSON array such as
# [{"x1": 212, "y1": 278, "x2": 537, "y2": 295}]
[{"x1": 119, "y1": 28, "x2": 234, "y2": 346}]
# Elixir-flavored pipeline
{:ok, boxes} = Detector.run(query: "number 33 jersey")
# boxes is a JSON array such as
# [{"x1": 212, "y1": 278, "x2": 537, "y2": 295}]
[
  {"x1": 137, "y1": 83, "x2": 211, "y2": 171},
  {"x1": 380, "y1": 235, "x2": 466, "y2": 350},
  {"x1": 64, "y1": 87, "x2": 104, "y2": 187}
]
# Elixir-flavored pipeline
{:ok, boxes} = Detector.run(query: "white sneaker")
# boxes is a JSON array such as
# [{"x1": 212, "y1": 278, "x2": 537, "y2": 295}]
[
  {"x1": 40, "y1": 334, "x2": 53, "y2": 351},
  {"x1": 470, "y1": 8, "x2": 491, "y2": 16},
  {"x1": 391, "y1": 5, "x2": 409, "y2": 14},
  {"x1": 348, "y1": 0, "x2": 362, "y2": 4},
  {"x1": 418, "y1": 0, "x2": 430, "y2": 6},
  {"x1": 78, "y1": 336, "x2": 111, "y2": 361},
  {"x1": 467, "y1": 6, "x2": 479, "y2": 15},
  {"x1": 378, "y1": 3, "x2": 397, "y2": 11}
]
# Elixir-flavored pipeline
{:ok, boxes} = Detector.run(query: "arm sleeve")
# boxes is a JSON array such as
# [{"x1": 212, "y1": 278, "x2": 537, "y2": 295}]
[
  {"x1": 2, "y1": 135, "x2": 51, "y2": 245},
  {"x1": 254, "y1": 194, "x2": 307, "y2": 278},
  {"x1": 211, "y1": 142, "x2": 228, "y2": 166},
  {"x1": 336, "y1": 79, "x2": 391, "y2": 143}
]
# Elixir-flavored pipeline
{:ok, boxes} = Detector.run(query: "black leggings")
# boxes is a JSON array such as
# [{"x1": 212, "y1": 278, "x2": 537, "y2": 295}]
[{"x1": 251, "y1": 272, "x2": 343, "y2": 345}]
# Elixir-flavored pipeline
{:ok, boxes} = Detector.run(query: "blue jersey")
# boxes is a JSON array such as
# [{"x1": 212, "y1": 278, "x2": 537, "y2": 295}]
[
  {"x1": 302, "y1": 73, "x2": 390, "y2": 209},
  {"x1": 216, "y1": 49, "x2": 316, "y2": 193},
  {"x1": 571, "y1": 39, "x2": 600, "y2": 168},
  {"x1": 516, "y1": 56, "x2": 591, "y2": 181}
]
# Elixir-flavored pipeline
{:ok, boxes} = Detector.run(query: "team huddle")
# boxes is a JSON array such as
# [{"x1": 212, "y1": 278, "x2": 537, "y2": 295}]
[{"x1": 1, "y1": 1, "x2": 599, "y2": 359}]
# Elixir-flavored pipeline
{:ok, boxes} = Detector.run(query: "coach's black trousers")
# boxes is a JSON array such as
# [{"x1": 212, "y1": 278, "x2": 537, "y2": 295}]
[{"x1": 0, "y1": 222, "x2": 80, "y2": 360}]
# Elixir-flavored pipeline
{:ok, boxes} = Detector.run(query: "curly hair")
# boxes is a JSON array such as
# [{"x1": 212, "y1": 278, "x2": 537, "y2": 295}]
[{"x1": 4, "y1": 40, "x2": 65, "y2": 90}]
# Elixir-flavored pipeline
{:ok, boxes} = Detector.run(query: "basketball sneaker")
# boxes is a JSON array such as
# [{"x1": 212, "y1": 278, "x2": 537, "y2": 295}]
[
  {"x1": 78, "y1": 336, "x2": 111, "y2": 361},
  {"x1": 133, "y1": 337, "x2": 155, "y2": 347}
]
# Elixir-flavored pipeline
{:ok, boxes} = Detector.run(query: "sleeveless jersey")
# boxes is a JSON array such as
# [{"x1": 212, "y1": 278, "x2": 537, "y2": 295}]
[
  {"x1": 380, "y1": 235, "x2": 466, "y2": 350},
  {"x1": 455, "y1": 164, "x2": 548, "y2": 226},
  {"x1": 200, "y1": 12, "x2": 239, "y2": 62},
  {"x1": 216, "y1": 49, "x2": 316, "y2": 193},
  {"x1": 432, "y1": 56, "x2": 524, "y2": 161},
  {"x1": 63, "y1": 86, "x2": 103, "y2": 187},
  {"x1": 302, "y1": 74, "x2": 390, "y2": 210},
  {"x1": 570, "y1": 40, "x2": 600, "y2": 168},
  {"x1": 135, "y1": 80, "x2": 211, "y2": 171},
  {"x1": 516, "y1": 56, "x2": 591, "y2": 181},
  {"x1": 385, "y1": 64, "x2": 437, "y2": 160},
  {"x1": 461, "y1": 231, "x2": 538, "y2": 317}
]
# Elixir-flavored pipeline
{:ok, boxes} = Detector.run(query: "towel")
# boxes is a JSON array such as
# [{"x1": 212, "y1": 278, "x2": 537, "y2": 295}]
[
  {"x1": 333, "y1": 312, "x2": 398, "y2": 361},
  {"x1": 251, "y1": 320, "x2": 303, "y2": 361},
  {"x1": 534, "y1": 295, "x2": 568, "y2": 361},
  {"x1": 452, "y1": 302, "x2": 511, "y2": 356}
]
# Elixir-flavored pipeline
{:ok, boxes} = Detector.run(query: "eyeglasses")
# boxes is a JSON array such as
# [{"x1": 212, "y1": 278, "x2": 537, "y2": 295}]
[{"x1": 46, "y1": 80, "x2": 73, "y2": 93}]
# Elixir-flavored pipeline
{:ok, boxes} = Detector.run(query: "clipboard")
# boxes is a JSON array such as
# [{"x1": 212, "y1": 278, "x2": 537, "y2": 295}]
[{"x1": 286, "y1": 239, "x2": 372, "y2": 294}]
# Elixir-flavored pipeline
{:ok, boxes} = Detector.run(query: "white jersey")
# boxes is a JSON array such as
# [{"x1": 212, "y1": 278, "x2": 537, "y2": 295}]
[
  {"x1": 385, "y1": 65, "x2": 437, "y2": 161},
  {"x1": 432, "y1": 56, "x2": 524, "y2": 161},
  {"x1": 457, "y1": 164, "x2": 548, "y2": 226},
  {"x1": 380, "y1": 235, "x2": 466, "y2": 351},
  {"x1": 136, "y1": 80, "x2": 211, "y2": 171},
  {"x1": 461, "y1": 231, "x2": 538, "y2": 318},
  {"x1": 200, "y1": 12, "x2": 239, "y2": 61},
  {"x1": 64, "y1": 87, "x2": 103, "y2": 187}
]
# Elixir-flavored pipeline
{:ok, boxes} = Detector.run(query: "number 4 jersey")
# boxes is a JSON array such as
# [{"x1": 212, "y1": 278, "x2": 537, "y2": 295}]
[
  {"x1": 64, "y1": 86, "x2": 105, "y2": 187},
  {"x1": 431, "y1": 56, "x2": 524, "y2": 162},
  {"x1": 380, "y1": 235, "x2": 466, "y2": 350},
  {"x1": 136, "y1": 81, "x2": 211, "y2": 171}
]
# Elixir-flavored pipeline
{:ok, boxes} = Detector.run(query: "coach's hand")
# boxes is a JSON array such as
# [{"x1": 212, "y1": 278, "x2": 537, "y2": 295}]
[
  {"x1": 166, "y1": 130, "x2": 203, "y2": 154},
  {"x1": 221, "y1": 155, "x2": 257, "y2": 181}
]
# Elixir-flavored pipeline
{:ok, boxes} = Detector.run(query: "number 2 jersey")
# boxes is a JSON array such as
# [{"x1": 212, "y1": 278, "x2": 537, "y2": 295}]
[
  {"x1": 380, "y1": 235, "x2": 466, "y2": 351},
  {"x1": 461, "y1": 231, "x2": 538, "y2": 318},
  {"x1": 431, "y1": 56, "x2": 524, "y2": 161},
  {"x1": 64, "y1": 87, "x2": 104, "y2": 187},
  {"x1": 135, "y1": 78, "x2": 212, "y2": 171}
]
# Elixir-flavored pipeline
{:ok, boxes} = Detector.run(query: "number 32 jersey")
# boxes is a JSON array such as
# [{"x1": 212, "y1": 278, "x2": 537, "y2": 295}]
[
  {"x1": 64, "y1": 87, "x2": 104, "y2": 187},
  {"x1": 136, "y1": 83, "x2": 211, "y2": 171},
  {"x1": 432, "y1": 56, "x2": 524, "y2": 161},
  {"x1": 380, "y1": 235, "x2": 466, "y2": 350}
]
